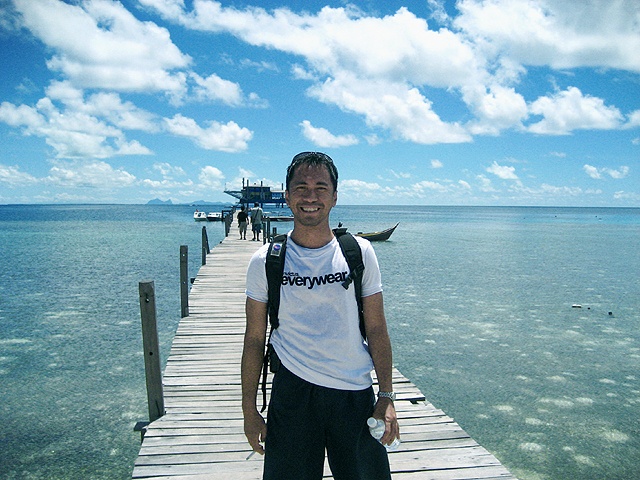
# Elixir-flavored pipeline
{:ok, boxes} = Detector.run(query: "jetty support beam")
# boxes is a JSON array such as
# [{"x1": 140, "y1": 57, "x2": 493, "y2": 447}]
[
  {"x1": 180, "y1": 245, "x2": 189, "y2": 317},
  {"x1": 138, "y1": 280, "x2": 165, "y2": 430}
]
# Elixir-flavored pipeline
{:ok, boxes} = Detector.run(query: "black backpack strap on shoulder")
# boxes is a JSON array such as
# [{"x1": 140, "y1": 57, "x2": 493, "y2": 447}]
[
  {"x1": 261, "y1": 234, "x2": 287, "y2": 412},
  {"x1": 260, "y1": 340, "x2": 272, "y2": 413},
  {"x1": 333, "y1": 230, "x2": 366, "y2": 340},
  {"x1": 266, "y1": 234, "x2": 287, "y2": 331}
]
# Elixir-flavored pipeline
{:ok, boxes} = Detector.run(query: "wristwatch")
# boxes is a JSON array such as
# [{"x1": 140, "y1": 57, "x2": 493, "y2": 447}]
[{"x1": 377, "y1": 391, "x2": 396, "y2": 402}]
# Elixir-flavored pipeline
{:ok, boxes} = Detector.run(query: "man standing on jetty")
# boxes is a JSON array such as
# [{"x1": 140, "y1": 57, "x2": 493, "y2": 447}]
[
  {"x1": 250, "y1": 202, "x2": 264, "y2": 241},
  {"x1": 241, "y1": 151, "x2": 399, "y2": 479}
]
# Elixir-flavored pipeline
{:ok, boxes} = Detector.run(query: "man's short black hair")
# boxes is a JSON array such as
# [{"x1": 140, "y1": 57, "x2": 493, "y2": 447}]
[{"x1": 286, "y1": 152, "x2": 338, "y2": 191}]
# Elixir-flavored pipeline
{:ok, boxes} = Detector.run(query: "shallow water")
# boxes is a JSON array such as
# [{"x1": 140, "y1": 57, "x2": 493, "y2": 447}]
[{"x1": 1, "y1": 204, "x2": 638, "y2": 479}]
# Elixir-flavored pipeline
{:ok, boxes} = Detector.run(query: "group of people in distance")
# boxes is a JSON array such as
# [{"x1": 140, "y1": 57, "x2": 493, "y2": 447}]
[{"x1": 236, "y1": 203, "x2": 264, "y2": 241}]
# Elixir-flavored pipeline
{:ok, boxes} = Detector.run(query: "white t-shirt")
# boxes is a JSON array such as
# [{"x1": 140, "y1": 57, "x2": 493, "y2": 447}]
[{"x1": 245, "y1": 232, "x2": 383, "y2": 390}]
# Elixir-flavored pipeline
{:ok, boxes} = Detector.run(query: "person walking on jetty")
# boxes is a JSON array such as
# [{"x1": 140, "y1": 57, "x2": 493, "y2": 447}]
[
  {"x1": 250, "y1": 202, "x2": 264, "y2": 241},
  {"x1": 241, "y1": 151, "x2": 399, "y2": 479},
  {"x1": 237, "y1": 205, "x2": 248, "y2": 240}
]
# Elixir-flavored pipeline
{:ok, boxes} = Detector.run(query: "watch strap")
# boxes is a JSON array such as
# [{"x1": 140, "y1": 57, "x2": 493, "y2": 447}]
[{"x1": 377, "y1": 391, "x2": 396, "y2": 402}]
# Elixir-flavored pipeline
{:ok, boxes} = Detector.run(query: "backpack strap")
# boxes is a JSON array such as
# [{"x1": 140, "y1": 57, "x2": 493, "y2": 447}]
[
  {"x1": 261, "y1": 234, "x2": 287, "y2": 412},
  {"x1": 333, "y1": 229, "x2": 366, "y2": 340},
  {"x1": 265, "y1": 234, "x2": 287, "y2": 330}
]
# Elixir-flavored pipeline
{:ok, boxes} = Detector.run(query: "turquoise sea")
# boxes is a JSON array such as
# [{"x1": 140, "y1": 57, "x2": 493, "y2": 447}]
[{"x1": 1, "y1": 204, "x2": 639, "y2": 479}]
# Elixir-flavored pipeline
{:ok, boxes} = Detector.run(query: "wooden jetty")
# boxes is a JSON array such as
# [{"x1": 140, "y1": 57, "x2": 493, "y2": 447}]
[{"x1": 133, "y1": 229, "x2": 517, "y2": 479}]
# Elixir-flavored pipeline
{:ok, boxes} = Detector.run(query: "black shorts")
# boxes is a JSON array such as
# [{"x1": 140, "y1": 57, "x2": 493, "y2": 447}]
[{"x1": 264, "y1": 365, "x2": 391, "y2": 480}]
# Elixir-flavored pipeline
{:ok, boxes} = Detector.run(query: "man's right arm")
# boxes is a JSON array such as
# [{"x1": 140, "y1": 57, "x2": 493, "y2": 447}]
[{"x1": 241, "y1": 297, "x2": 269, "y2": 455}]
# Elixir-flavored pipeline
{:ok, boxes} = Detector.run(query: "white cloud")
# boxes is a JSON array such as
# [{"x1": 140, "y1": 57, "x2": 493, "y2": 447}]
[
  {"x1": 291, "y1": 64, "x2": 318, "y2": 81},
  {"x1": 300, "y1": 120, "x2": 358, "y2": 147},
  {"x1": 46, "y1": 160, "x2": 137, "y2": 188},
  {"x1": 364, "y1": 134, "x2": 381, "y2": 146},
  {"x1": 464, "y1": 84, "x2": 528, "y2": 134},
  {"x1": 608, "y1": 166, "x2": 629, "y2": 179},
  {"x1": 0, "y1": 77, "x2": 256, "y2": 158},
  {"x1": 626, "y1": 110, "x2": 640, "y2": 128},
  {"x1": 191, "y1": 72, "x2": 244, "y2": 106},
  {"x1": 537, "y1": 184, "x2": 585, "y2": 196},
  {"x1": 14, "y1": 0, "x2": 191, "y2": 99},
  {"x1": 583, "y1": 164, "x2": 602, "y2": 179},
  {"x1": 136, "y1": 1, "x2": 640, "y2": 144},
  {"x1": 431, "y1": 159, "x2": 443, "y2": 168},
  {"x1": 141, "y1": 177, "x2": 193, "y2": 189},
  {"x1": 339, "y1": 179, "x2": 388, "y2": 198},
  {"x1": 153, "y1": 162, "x2": 186, "y2": 179},
  {"x1": 412, "y1": 180, "x2": 451, "y2": 193},
  {"x1": 388, "y1": 170, "x2": 411, "y2": 179},
  {"x1": 0, "y1": 96, "x2": 153, "y2": 158},
  {"x1": 476, "y1": 174, "x2": 497, "y2": 192},
  {"x1": 164, "y1": 114, "x2": 253, "y2": 152},
  {"x1": 584, "y1": 164, "x2": 630, "y2": 180},
  {"x1": 455, "y1": 0, "x2": 640, "y2": 72},
  {"x1": 426, "y1": 0, "x2": 451, "y2": 25},
  {"x1": 0, "y1": 164, "x2": 39, "y2": 187},
  {"x1": 198, "y1": 165, "x2": 225, "y2": 189},
  {"x1": 527, "y1": 87, "x2": 623, "y2": 134},
  {"x1": 146, "y1": 2, "x2": 477, "y2": 143},
  {"x1": 42, "y1": 82, "x2": 160, "y2": 133},
  {"x1": 614, "y1": 191, "x2": 640, "y2": 201},
  {"x1": 309, "y1": 74, "x2": 471, "y2": 144},
  {"x1": 233, "y1": 167, "x2": 256, "y2": 187},
  {"x1": 140, "y1": 0, "x2": 191, "y2": 20},
  {"x1": 487, "y1": 161, "x2": 519, "y2": 180},
  {"x1": 141, "y1": 162, "x2": 193, "y2": 192}
]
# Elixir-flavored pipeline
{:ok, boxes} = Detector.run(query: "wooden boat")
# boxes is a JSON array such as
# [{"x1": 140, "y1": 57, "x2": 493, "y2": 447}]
[
  {"x1": 356, "y1": 223, "x2": 399, "y2": 241},
  {"x1": 266, "y1": 214, "x2": 294, "y2": 222}
]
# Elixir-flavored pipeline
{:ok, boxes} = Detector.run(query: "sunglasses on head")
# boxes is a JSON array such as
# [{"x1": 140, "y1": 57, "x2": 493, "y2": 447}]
[{"x1": 291, "y1": 152, "x2": 334, "y2": 163}]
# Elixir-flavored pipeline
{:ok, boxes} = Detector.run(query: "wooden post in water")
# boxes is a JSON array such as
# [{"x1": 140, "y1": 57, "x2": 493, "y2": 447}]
[
  {"x1": 224, "y1": 211, "x2": 232, "y2": 237},
  {"x1": 264, "y1": 217, "x2": 271, "y2": 243},
  {"x1": 138, "y1": 281, "x2": 165, "y2": 424},
  {"x1": 180, "y1": 245, "x2": 189, "y2": 317},
  {"x1": 201, "y1": 226, "x2": 209, "y2": 265}
]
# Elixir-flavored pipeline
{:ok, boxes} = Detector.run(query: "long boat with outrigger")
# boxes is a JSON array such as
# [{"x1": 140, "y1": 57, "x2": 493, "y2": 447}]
[
  {"x1": 356, "y1": 222, "x2": 399, "y2": 241},
  {"x1": 334, "y1": 221, "x2": 399, "y2": 241}
]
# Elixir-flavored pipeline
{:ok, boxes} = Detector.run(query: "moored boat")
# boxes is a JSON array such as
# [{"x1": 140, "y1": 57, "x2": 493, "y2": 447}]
[
  {"x1": 356, "y1": 223, "x2": 399, "y2": 241},
  {"x1": 206, "y1": 212, "x2": 223, "y2": 221},
  {"x1": 266, "y1": 214, "x2": 294, "y2": 222},
  {"x1": 194, "y1": 210, "x2": 207, "y2": 221}
]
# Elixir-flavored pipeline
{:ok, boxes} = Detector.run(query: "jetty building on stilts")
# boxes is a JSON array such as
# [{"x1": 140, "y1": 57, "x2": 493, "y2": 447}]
[{"x1": 224, "y1": 179, "x2": 286, "y2": 208}]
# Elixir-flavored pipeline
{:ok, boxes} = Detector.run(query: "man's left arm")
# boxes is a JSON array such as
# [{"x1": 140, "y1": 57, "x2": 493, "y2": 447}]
[{"x1": 363, "y1": 292, "x2": 400, "y2": 446}]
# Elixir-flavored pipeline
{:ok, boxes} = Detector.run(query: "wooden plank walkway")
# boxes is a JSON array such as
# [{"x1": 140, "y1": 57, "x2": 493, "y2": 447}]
[{"x1": 133, "y1": 228, "x2": 517, "y2": 479}]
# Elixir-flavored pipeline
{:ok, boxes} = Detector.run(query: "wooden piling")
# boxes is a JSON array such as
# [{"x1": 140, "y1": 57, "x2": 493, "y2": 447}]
[
  {"x1": 180, "y1": 245, "x2": 189, "y2": 317},
  {"x1": 201, "y1": 226, "x2": 209, "y2": 265},
  {"x1": 138, "y1": 280, "x2": 165, "y2": 424}
]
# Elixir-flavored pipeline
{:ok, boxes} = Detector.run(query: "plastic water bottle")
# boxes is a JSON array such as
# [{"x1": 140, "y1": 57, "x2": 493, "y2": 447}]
[{"x1": 367, "y1": 417, "x2": 400, "y2": 451}]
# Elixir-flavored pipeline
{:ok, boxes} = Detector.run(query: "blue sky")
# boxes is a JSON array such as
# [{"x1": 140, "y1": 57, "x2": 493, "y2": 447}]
[{"x1": 1, "y1": 0, "x2": 639, "y2": 206}]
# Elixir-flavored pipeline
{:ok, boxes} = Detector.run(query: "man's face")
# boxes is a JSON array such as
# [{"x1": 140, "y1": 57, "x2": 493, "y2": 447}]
[{"x1": 285, "y1": 163, "x2": 337, "y2": 228}]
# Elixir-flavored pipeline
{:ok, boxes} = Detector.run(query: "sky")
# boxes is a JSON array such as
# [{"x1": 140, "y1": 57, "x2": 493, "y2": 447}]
[{"x1": 0, "y1": 0, "x2": 639, "y2": 206}]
